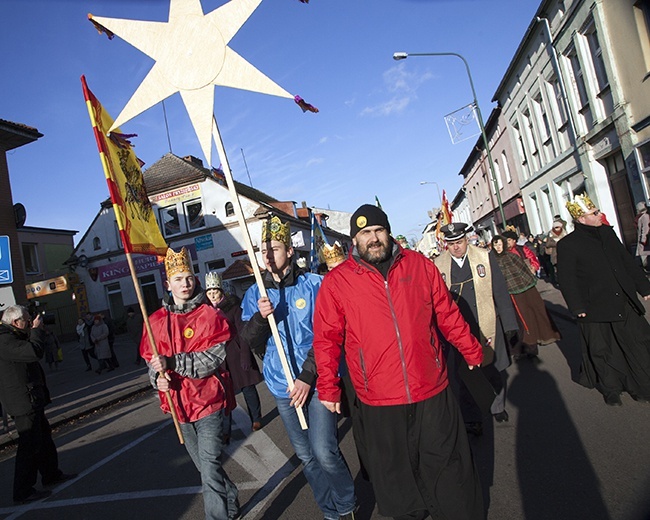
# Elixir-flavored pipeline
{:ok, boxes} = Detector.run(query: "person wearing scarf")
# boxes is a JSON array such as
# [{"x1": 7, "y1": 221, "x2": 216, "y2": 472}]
[{"x1": 491, "y1": 236, "x2": 561, "y2": 360}]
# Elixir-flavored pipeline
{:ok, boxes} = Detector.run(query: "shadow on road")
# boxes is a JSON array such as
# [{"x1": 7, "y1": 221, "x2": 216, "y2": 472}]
[{"x1": 508, "y1": 358, "x2": 610, "y2": 520}]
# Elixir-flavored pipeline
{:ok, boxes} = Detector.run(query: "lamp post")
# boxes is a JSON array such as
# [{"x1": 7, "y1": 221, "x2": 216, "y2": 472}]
[
  {"x1": 419, "y1": 180, "x2": 442, "y2": 207},
  {"x1": 394, "y1": 51, "x2": 507, "y2": 229}
]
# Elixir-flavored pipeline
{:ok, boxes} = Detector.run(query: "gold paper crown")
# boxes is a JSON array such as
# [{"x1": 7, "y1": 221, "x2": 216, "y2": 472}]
[
  {"x1": 566, "y1": 194, "x2": 596, "y2": 220},
  {"x1": 205, "y1": 271, "x2": 222, "y2": 290},
  {"x1": 261, "y1": 216, "x2": 291, "y2": 248},
  {"x1": 321, "y1": 241, "x2": 345, "y2": 266},
  {"x1": 165, "y1": 247, "x2": 193, "y2": 278}
]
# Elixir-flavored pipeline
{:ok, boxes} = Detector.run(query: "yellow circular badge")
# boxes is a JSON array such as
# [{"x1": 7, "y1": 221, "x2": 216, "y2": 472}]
[
  {"x1": 295, "y1": 298, "x2": 307, "y2": 310},
  {"x1": 356, "y1": 215, "x2": 367, "y2": 229},
  {"x1": 183, "y1": 327, "x2": 195, "y2": 339}
]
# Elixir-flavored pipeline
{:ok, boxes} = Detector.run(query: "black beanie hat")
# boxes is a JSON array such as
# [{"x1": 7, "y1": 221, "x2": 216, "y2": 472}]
[{"x1": 350, "y1": 204, "x2": 391, "y2": 238}]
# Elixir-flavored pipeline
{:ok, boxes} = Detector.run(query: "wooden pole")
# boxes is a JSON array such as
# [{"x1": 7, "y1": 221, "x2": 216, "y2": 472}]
[
  {"x1": 212, "y1": 116, "x2": 308, "y2": 430},
  {"x1": 125, "y1": 252, "x2": 185, "y2": 443}
]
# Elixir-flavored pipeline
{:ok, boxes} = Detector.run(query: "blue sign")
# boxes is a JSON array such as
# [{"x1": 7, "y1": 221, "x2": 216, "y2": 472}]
[
  {"x1": 195, "y1": 234, "x2": 214, "y2": 252},
  {"x1": 0, "y1": 236, "x2": 13, "y2": 284}
]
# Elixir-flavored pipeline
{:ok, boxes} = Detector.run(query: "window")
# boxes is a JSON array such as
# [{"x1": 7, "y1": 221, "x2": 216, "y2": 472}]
[
  {"x1": 545, "y1": 76, "x2": 570, "y2": 150},
  {"x1": 106, "y1": 282, "x2": 125, "y2": 321},
  {"x1": 521, "y1": 109, "x2": 540, "y2": 170},
  {"x1": 540, "y1": 186, "x2": 555, "y2": 228},
  {"x1": 225, "y1": 202, "x2": 235, "y2": 217},
  {"x1": 634, "y1": 0, "x2": 650, "y2": 71},
  {"x1": 184, "y1": 199, "x2": 205, "y2": 231},
  {"x1": 139, "y1": 274, "x2": 160, "y2": 315},
  {"x1": 582, "y1": 20, "x2": 613, "y2": 117},
  {"x1": 501, "y1": 152, "x2": 512, "y2": 183},
  {"x1": 532, "y1": 92, "x2": 556, "y2": 163},
  {"x1": 529, "y1": 193, "x2": 543, "y2": 235},
  {"x1": 206, "y1": 259, "x2": 226, "y2": 271},
  {"x1": 114, "y1": 221, "x2": 123, "y2": 250},
  {"x1": 565, "y1": 44, "x2": 594, "y2": 131},
  {"x1": 93, "y1": 237, "x2": 102, "y2": 251},
  {"x1": 493, "y1": 160, "x2": 503, "y2": 191},
  {"x1": 511, "y1": 121, "x2": 529, "y2": 178},
  {"x1": 22, "y1": 243, "x2": 39, "y2": 275},
  {"x1": 159, "y1": 206, "x2": 181, "y2": 237}
]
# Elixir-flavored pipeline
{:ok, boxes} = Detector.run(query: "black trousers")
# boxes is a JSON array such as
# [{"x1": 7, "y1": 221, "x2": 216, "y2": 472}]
[
  {"x1": 358, "y1": 388, "x2": 484, "y2": 520},
  {"x1": 13, "y1": 409, "x2": 60, "y2": 501}
]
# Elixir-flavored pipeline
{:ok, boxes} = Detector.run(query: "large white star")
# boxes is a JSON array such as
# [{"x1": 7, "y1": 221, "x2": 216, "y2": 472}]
[{"x1": 91, "y1": 0, "x2": 293, "y2": 166}]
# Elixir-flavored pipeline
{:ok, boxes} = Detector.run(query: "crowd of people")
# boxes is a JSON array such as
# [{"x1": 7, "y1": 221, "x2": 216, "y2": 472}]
[{"x1": 1, "y1": 194, "x2": 650, "y2": 519}]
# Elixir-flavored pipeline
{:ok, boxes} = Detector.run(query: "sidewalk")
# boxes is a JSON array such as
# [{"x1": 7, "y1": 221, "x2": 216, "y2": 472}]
[{"x1": 0, "y1": 334, "x2": 151, "y2": 448}]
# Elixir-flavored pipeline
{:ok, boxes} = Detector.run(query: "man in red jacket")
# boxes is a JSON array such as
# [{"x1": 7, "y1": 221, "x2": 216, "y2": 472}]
[{"x1": 313, "y1": 204, "x2": 484, "y2": 520}]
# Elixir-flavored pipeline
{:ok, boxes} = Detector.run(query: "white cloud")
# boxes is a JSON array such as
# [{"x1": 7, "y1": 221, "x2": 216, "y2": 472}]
[{"x1": 360, "y1": 62, "x2": 433, "y2": 117}]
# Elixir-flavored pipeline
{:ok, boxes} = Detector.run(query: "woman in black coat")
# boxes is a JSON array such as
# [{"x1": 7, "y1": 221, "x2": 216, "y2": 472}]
[
  {"x1": 205, "y1": 272, "x2": 263, "y2": 442},
  {"x1": 558, "y1": 195, "x2": 650, "y2": 406}
]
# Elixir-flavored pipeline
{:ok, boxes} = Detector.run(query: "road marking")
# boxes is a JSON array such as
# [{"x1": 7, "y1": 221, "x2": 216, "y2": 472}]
[{"x1": 1, "y1": 405, "x2": 297, "y2": 519}]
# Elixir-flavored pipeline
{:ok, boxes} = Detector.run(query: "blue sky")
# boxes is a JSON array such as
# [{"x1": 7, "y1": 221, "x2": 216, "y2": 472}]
[{"x1": 2, "y1": 0, "x2": 540, "y2": 244}]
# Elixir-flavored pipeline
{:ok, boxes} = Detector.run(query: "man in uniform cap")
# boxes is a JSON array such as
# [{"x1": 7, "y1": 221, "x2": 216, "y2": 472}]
[
  {"x1": 558, "y1": 194, "x2": 650, "y2": 406},
  {"x1": 313, "y1": 204, "x2": 485, "y2": 520},
  {"x1": 143, "y1": 247, "x2": 239, "y2": 519},
  {"x1": 435, "y1": 223, "x2": 518, "y2": 434}
]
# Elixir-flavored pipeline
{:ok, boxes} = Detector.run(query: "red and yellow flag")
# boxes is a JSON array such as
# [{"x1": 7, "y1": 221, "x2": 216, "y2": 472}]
[{"x1": 81, "y1": 76, "x2": 167, "y2": 257}]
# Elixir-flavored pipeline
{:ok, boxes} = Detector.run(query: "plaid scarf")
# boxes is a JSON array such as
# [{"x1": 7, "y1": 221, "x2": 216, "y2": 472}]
[{"x1": 493, "y1": 250, "x2": 537, "y2": 294}]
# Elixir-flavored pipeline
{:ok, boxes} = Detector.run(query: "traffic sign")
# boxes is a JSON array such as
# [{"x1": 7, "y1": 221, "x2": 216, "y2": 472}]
[{"x1": 0, "y1": 236, "x2": 13, "y2": 284}]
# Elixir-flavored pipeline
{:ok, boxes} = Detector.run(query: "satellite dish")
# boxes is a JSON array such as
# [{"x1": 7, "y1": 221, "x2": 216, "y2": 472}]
[
  {"x1": 78, "y1": 255, "x2": 89, "y2": 268},
  {"x1": 14, "y1": 203, "x2": 26, "y2": 228}
]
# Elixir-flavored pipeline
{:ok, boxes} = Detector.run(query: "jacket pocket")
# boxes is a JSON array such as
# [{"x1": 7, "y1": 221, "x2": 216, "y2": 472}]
[{"x1": 358, "y1": 349, "x2": 369, "y2": 392}]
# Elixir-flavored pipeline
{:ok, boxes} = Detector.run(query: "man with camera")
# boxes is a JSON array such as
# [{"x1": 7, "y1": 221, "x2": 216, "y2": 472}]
[{"x1": 0, "y1": 305, "x2": 76, "y2": 504}]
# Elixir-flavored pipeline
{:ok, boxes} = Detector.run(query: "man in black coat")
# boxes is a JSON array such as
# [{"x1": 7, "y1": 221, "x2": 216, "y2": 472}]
[
  {"x1": 0, "y1": 305, "x2": 75, "y2": 503},
  {"x1": 558, "y1": 194, "x2": 650, "y2": 406}
]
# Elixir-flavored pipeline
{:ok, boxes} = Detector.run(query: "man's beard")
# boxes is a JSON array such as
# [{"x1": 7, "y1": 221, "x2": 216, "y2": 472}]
[{"x1": 358, "y1": 239, "x2": 392, "y2": 264}]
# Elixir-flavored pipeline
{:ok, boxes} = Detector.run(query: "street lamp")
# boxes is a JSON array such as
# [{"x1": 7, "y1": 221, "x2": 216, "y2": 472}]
[
  {"x1": 394, "y1": 51, "x2": 507, "y2": 228},
  {"x1": 419, "y1": 180, "x2": 442, "y2": 207}
]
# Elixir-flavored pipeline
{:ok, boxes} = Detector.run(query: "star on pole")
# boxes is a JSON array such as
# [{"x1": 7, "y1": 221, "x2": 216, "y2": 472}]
[{"x1": 90, "y1": 0, "x2": 293, "y2": 166}]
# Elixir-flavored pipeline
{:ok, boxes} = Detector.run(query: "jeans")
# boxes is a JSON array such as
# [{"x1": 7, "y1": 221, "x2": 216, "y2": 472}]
[
  {"x1": 180, "y1": 410, "x2": 239, "y2": 520},
  {"x1": 276, "y1": 392, "x2": 356, "y2": 520}
]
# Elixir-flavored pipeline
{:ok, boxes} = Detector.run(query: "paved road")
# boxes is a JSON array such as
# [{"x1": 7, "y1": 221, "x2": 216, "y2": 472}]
[{"x1": 0, "y1": 280, "x2": 649, "y2": 519}]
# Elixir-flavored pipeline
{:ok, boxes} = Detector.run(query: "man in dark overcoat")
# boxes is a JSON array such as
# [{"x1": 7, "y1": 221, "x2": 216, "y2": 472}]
[
  {"x1": 558, "y1": 194, "x2": 650, "y2": 406},
  {"x1": 0, "y1": 305, "x2": 75, "y2": 503}
]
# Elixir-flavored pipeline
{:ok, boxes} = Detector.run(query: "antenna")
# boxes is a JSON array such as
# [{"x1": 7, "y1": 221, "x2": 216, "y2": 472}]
[{"x1": 240, "y1": 148, "x2": 253, "y2": 187}]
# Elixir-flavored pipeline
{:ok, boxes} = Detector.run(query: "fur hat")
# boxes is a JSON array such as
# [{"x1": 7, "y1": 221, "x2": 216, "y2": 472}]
[{"x1": 350, "y1": 204, "x2": 391, "y2": 238}]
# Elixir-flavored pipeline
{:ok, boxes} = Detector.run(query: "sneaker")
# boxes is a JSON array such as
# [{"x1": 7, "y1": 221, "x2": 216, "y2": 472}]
[
  {"x1": 252, "y1": 421, "x2": 262, "y2": 431},
  {"x1": 14, "y1": 489, "x2": 52, "y2": 504},
  {"x1": 339, "y1": 509, "x2": 359, "y2": 520},
  {"x1": 604, "y1": 393, "x2": 622, "y2": 406}
]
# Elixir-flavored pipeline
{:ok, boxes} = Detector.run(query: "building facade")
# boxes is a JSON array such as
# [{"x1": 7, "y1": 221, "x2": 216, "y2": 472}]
[
  {"x1": 493, "y1": 0, "x2": 650, "y2": 250},
  {"x1": 71, "y1": 154, "x2": 350, "y2": 321}
]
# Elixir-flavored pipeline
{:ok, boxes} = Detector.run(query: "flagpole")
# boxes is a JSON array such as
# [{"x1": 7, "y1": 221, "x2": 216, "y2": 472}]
[
  {"x1": 211, "y1": 116, "x2": 308, "y2": 430},
  {"x1": 124, "y1": 252, "x2": 185, "y2": 444}
]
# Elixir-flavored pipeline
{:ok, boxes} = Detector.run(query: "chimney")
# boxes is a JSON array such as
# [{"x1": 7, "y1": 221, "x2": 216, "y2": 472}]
[{"x1": 183, "y1": 155, "x2": 203, "y2": 167}]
